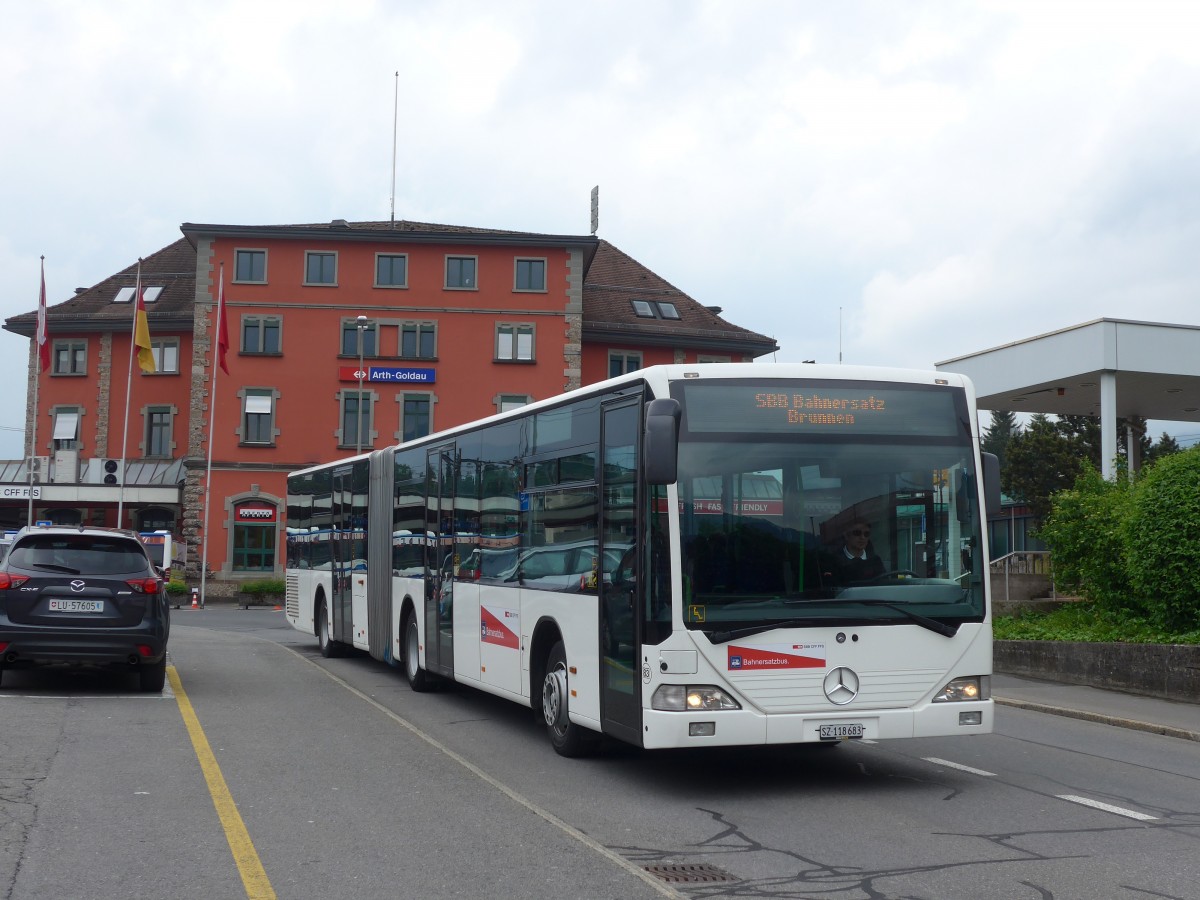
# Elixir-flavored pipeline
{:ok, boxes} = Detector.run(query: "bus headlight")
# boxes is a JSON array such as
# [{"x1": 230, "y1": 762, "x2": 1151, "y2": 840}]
[
  {"x1": 652, "y1": 684, "x2": 741, "y2": 711},
  {"x1": 933, "y1": 676, "x2": 990, "y2": 702}
]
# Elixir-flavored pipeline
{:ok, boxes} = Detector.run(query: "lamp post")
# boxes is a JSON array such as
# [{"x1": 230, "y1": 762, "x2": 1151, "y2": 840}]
[{"x1": 356, "y1": 315, "x2": 369, "y2": 456}]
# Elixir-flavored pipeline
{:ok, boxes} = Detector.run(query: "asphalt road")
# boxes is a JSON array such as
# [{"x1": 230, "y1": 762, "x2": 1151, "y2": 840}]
[{"x1": 1, "y1": 608, "x2": 1197, "y2": 900}]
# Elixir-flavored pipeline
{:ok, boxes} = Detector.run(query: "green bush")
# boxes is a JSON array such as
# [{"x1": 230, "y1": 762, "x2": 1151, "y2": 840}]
[
  {"x1": 994, "y1": 601, "x2": 1200, "y2": 644},
  {"x1": 240, "y1": 578, "x2": 286, "y2": 596},
  {"x1": 1038, "y1": 464, "x2": 1141, "y2": 614},
  {"x1": 1124, "y1": 447, "x2": 1200, "y2": 631},
  {"x1": 164, "y1": 580, "x2": 190, "y2": 595}
]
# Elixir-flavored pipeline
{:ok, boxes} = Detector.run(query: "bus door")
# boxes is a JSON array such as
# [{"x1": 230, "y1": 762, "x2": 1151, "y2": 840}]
[
  {"x1": 599, "y1": 398, "x2": 642, "y2": 743},
  {"x1": 424, "y1": 444, "x2": 456, "y2": 678},
  {"x1": 331, "y1": 464, "x2": 356, "y2": 644}
]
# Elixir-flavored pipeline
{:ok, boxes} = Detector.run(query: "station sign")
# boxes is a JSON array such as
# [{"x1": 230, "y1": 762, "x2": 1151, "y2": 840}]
[
  {"x1": 0, "y1": 485, "x2": 41, "y2": 500},
  {"x1": 236, "y1": 503, "x2": 277, "y2": 524},
  {"x1": 338, "y1": 366, "x2": 436, "y2": 384}
]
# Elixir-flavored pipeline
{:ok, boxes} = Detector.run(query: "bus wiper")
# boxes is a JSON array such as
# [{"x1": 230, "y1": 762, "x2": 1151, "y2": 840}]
[
  {"x1": 705, "y1": 620, "x2": 815, "y2": 644},
  {"x1": 827, "y1": 598, "x2": 958, "y2": 637}
]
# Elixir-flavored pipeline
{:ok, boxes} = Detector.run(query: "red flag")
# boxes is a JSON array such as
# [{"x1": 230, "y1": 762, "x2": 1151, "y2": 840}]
[
  {"x1": 36, "y1": 259, "x2": 49, "y2": 372},
  {"x1": 217, "y1": 268, "x2": 229, "y2": 375}
]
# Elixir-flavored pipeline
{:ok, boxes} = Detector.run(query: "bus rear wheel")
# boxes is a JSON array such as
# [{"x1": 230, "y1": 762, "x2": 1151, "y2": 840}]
[
  {"x1": 317, "y1": 602, "x2": 340, "y2": 658},
  {"x1": 542, "y1": 640, "x2": 595, "y2": 757},
  {"x1": 404, "y1": 613, "x2": 433, "y2": 692}
]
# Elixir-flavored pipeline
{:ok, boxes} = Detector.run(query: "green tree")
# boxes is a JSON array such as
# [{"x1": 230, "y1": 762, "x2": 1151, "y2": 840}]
[
  {"x1": 1124, "y1": 447, "x2": 1200, "y2": 630},
  {"x1": 1002, "y1": 414, "x2": 1085, "y2": 522},
  {"x1": 981, "y1": 410, "x2": 1018, "y2": 472},
  {"x1": 1038, "y1": 464, "x2": 1138, "y2": 613},
  {"x1": 1145, "y1": 432, "x2": 1181, "y2": 466}
]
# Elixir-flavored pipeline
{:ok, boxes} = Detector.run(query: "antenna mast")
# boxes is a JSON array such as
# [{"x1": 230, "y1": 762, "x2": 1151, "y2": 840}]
[{"x1": 390, "y1": 71, "x2": 399, "y2": 228}]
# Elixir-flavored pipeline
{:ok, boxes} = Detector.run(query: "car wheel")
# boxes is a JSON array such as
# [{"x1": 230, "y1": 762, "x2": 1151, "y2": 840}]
[
  {"x1": 139, "y1": 657, "x2": 167, "y2": 693},
  {"x1": 404, "y1": 613, "x2": 432, "y2": 692},
  {"x1": 542, "y1": 640, "x2": 595, "y2": 757}
]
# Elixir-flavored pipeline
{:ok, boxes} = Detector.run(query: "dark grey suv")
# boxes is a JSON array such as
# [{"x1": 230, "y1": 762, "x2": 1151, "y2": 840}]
[{"x1": 0, "y1": 525, "x2": 170, "y2": 692}]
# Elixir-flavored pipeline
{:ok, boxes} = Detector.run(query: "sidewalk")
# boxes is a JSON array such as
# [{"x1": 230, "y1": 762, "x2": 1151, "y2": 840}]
[{"x1": 993, "y1": 673, "x2": 1200, "y2": 742}]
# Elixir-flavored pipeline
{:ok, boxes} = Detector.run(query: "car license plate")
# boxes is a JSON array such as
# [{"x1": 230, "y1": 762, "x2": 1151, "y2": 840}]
[
  {"x1": 48, "y1": 599, "x2": 105, "y2": 613},
  {"x1": 819, "y1": 723, "x2": 864, "y2": 740}
]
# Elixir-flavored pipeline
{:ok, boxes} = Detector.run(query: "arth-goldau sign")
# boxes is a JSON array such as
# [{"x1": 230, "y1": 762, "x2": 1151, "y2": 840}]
[{"x1": 338, "y1": 366, "x2": 436, "y2": 383}]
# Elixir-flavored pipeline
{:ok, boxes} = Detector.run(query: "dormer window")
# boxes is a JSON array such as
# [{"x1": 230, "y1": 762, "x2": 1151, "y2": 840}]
[
  {"x1": 657, "y1": 301, "x2": 680, "y2": 319},
  {"x1": 630, "y1": 299, "x2": 681, "y2": 319},
  {"x1": 113, "y1": 286, "x2": 163, "y2": 303},
  {"x1": 631, "y1": 300, "x2": 655, "y2": 317}
]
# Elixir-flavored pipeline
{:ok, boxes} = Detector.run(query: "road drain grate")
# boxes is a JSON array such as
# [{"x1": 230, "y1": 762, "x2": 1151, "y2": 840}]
[{"x1": 642, "y1": 863, "x2": 737, "y2": 884}]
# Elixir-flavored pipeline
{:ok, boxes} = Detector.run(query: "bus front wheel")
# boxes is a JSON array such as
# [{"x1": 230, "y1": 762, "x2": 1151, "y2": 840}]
[
  {"x1": 542, "y1": 641, "x2": 595, "y2": 757},
  {"x1": 404, "y1": 614, "x2": 433, "y2": 692}
]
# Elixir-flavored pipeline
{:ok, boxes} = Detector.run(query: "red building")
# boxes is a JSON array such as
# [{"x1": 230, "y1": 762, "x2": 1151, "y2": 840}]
[{"x1": 3, "y1": 220, "x2": 776, "y2": 587}]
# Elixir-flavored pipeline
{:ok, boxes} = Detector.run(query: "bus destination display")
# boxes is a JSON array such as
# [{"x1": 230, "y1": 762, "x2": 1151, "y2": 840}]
[{"x1": 680, "y1": 382, "x2": 963, "y2": 437}]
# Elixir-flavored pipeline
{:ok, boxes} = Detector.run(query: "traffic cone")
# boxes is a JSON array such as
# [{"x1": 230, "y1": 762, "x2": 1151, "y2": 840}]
[{"x1": 191, "y1": 587, "x2": 199, "y2": 609}]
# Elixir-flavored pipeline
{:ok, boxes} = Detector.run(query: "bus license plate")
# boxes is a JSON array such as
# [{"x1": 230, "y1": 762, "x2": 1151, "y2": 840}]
[
  {"x1": 49, "y1": 599, "x2": 104, "y2": 613},
  {"x1": 819, "y1": 723, "x2": 864, "y2": 741}
]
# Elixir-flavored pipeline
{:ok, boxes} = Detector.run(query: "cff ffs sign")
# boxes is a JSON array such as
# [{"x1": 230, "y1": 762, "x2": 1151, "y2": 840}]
[{"x1": 1, "y1": 485, "x2": 41, "y2": 499}]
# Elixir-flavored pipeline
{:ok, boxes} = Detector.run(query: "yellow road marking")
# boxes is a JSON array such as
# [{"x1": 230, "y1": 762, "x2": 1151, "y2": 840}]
[{"x1": 168, "y1": 665, "x2": 276, "y2": 899}]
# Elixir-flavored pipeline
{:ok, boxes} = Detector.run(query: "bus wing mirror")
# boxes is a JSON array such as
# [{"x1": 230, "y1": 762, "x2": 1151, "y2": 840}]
[
  {"x1": 981, "y1": 452, "x2": 1001, "y2": 518},
  {"x1": 644, "y1": 398, "x2": 681, "y2": 485}
]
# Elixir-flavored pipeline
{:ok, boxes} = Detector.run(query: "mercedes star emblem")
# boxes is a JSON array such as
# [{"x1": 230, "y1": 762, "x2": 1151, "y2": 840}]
[{"x1": 823, "y1": 666, "x2": 860, "y2": 705}]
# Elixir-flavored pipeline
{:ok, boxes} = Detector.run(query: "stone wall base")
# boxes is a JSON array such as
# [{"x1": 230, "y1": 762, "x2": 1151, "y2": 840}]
[{"x1": 995, "y1": 641, "x2": 1200, "y2": 702}]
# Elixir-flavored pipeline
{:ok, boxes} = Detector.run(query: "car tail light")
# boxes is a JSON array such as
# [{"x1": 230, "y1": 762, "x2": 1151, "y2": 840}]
[
  {"x1": 126, "y1": 578, "x2": 161, "y2": 594},
  {"x1": 136, "y1": 644, "x2": 154, "y2": 658},
  {"x1": 0, "y1": 573, "x2": 29, "y2": 589}
]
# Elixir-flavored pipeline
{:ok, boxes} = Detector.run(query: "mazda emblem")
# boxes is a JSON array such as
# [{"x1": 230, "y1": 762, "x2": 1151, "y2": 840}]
[
  {"x1": 70, "y1": 580, "x2": 86, "y2": 593},
  {"x1": 823, "y1": 666, "x2": 860, "y2": 705}
]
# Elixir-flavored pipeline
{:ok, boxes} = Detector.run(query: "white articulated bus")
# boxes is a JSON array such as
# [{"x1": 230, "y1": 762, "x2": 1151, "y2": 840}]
[{"x1": 285, "y1": 364, "x2": 999, "y2": 756}]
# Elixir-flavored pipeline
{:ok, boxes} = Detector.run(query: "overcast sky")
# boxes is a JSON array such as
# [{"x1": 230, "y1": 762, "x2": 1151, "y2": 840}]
[{"x1": 2, "y1": 0, "x2": 1199, "y2": 459}]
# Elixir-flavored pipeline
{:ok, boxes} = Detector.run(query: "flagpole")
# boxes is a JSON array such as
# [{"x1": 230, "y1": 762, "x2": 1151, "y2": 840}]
[
  {"x1": 199, "y1": 264, "x2": 225, "y2": 609},
  {"x1": 28, "y1": 256, "x2": 45, "y2": 527},
  {"x1": 28, "y1": 358, "x2": 39, "y2": 527},
  {"x1": 117, "y1": 260, "x2": 141, "y2": 528}
]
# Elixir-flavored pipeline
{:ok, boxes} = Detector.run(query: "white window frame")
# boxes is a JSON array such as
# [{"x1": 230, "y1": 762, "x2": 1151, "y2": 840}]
[{"x1": 495, "y1": 323, "x2": 535, "y2": 362}]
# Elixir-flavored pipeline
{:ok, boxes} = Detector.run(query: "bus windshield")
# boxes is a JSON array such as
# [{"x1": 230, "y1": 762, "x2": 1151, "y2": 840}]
[{"x1": 673, "y1": 379, "x2": 985, "y2": 633}]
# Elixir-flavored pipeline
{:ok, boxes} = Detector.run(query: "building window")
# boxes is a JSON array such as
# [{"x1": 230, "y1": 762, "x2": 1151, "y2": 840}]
[
  {"x1": 234, "y1": 249, "x2": 267, "y2": 283},
  {"x1": 496, "y1": 324, "x2": 534, "y2": 361},
  {"x1": 242, "y1": 390, "x2": 276, "y2": 445},
  {"x1": 376, "y1": 254, "x2": 408, "y2": 287},
  {"x1": 145, "y1": 407, "x2": 173, "y2": 458},
  {"x1": 514, "y1": 258, "x2": 546, "y2": 292},
  {"x1": 113, "y1": 285, "x2": 162, "y2": 304},
  {"x1": 232, "y1": 520, "x2": 276, "y2": 572},
  {"x1": 305, "y1": 252, "x2": 337, "y2": 285},
  {"x1": 51, "y1": 408, "x2": 81, "y2": 451},
  {"x1": 400, "y1": 393, "x2": 431, "y2": 442},
  {"x1": 609, "y1": 352, "x2": 642, "y2": 378},
  {"x1": 341, "y1": 320, "x2": 377, "y2": 357},
  {"x1": 150, "y1": 339, "x2": 180, "y2": 374},
  {"x1": 52, "y1": 340, "x2": 87, "y2": 376},
  {"x1": 445, "y1": 256, "x2": 477, "y2": 289},
  {"x1": 697, "y1": 354, "x2": 730, "y2": 363},
  {"x1": 400, "y1": 323, "x2": 436, "y2": 359},
  {"x1": 242, "y1": 316, "x2": 281, "y2": 354},
  {"x1": 137, "y1": 507, "x2": 174, "y2": 532},
  {"x1": 631, "y1": 300, "x2": 655, "y2": 318},
  {"x1": 657, "y1": 301, "x2": 680, "y2": 319},
  {"x1": 497, "y1": 394, "x2": 530, "y2": 413},
  {"x1": 340, "y1": 390, "x2": 374, "y2": 450}
]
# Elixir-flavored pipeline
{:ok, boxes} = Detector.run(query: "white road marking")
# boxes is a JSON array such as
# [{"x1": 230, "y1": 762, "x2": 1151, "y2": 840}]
[
  {"x1": 1057, "y1": 794, "x2": 1158, "y2": 821},
  {"x1": 923, "y1": 757, "x2": 996, "y2": 777}
]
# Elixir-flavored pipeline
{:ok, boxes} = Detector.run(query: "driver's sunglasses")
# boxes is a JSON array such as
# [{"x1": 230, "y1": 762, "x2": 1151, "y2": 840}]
[{"x1": 850, "y1": 529, "x2": 870, "y2": 537}]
